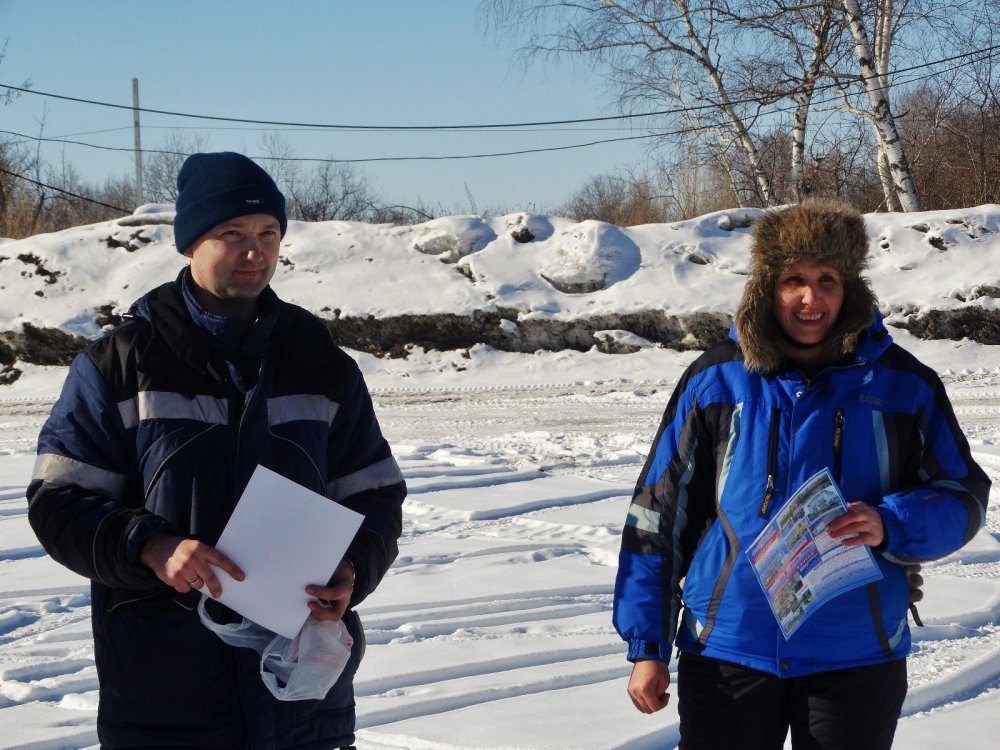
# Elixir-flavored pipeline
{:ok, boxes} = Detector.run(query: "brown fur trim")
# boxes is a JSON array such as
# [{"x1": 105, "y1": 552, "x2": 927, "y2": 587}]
[{"x1": 735, "y1": 201, "x2": 876, "y2": 375}]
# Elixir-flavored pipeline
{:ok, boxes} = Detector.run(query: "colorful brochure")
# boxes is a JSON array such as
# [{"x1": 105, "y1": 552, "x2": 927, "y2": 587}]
[{"x1": 746, "y1": 468, "x2": 883, "y2": 639}]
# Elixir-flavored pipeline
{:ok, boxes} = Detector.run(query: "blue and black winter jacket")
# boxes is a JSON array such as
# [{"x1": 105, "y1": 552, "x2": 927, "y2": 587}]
[
  {"x1": 612, "y1": 313, "x2": 989, "y2": 677},
  {"x1": 27, "y1": 272, "x2": 405, "y2": 748}
]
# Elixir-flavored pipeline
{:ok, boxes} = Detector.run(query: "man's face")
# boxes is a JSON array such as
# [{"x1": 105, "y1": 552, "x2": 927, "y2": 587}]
[{"x1": 184, "y1": 213, "x2": 281, "y2": 319}]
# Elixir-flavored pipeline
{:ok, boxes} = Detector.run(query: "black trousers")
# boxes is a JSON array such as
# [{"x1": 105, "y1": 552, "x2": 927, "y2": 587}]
[{"x1": 677, "y1": 652, "x2": 907, "y2": 750}]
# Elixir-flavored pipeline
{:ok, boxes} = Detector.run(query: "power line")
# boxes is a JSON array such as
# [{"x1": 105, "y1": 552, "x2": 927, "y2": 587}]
[
  {"x1": 1, "y1": 42, "x2": 996, "y2": 184},
  {"x1": 0, "y1": 127, "x2": 661, "y2": 164},
  {"x1": 2, "y1": 43, "x2": 993, "y2": 168},
  {"x1": 0, "y1": 81, "x2": 653, "y2": 130},
  {"x1": 0, "y1": 40, "x2": 994, "y2": 218},
  {"x1": 1, "y1": 43, "x2": 997, "y2": 132},
  {"x1": 2, "y1": 46, "x2": 993, "y2": 173},
  {"x1": 0, "y1": 166, "x2": 130, "y2": 213}
]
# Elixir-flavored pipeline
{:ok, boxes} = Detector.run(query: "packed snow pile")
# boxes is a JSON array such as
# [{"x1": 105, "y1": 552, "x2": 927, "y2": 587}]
[{"x1": 2, "y1": 205, "x2": 999, "y2": 376}]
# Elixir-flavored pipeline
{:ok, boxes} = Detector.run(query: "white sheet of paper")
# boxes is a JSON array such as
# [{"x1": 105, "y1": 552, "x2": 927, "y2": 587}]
[{"x1": 208, "y1": 465, "x2": 364, "y2": 639}]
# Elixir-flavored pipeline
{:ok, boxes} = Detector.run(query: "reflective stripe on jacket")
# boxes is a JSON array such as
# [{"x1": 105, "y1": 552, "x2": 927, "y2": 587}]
[{"x1": 27, "y1": 274, "x2": 405, "y2": 748}]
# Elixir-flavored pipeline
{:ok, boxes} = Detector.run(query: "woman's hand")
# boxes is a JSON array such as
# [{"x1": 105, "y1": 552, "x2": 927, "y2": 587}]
[
  {"x1": 828, "y1": 502, "x2": 886, "y2": 548},
  {"x1": 627, "y1": 659, "x2": 672, "y2": 713}
]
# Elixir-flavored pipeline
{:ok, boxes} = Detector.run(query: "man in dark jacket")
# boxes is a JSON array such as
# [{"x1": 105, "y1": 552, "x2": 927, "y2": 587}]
[{"x1": 27, "y1": 151, "x2": 406, "y2": 749}]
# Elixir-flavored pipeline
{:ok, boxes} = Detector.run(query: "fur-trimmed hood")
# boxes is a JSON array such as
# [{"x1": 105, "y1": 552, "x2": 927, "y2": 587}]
[{"x1": 734, "y1": 200, "x2": 878, "y2": 375}]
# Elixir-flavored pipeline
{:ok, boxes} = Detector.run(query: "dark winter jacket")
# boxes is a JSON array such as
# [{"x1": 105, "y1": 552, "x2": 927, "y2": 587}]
[
  {"x1": 612, "y1": 312, "x2": 989, "y2": 677},
  {"x1": 27, "y1": 271, "x2": 405, "y2": 748}
]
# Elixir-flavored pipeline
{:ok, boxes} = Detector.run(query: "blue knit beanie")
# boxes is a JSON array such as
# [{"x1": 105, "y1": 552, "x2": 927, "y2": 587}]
[{"x1": 173, "y1": 151, "x2": 287, "y2": 253}]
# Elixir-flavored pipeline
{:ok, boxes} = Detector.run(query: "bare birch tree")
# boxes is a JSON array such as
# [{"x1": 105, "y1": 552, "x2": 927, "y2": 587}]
[
  {"x1": 486, "y1": 0, "x2": 997, "y2": 212},
  {"x1": 721, "y1": 1, "x2": 850, "y2": 202},
  {"x1": 829, "y1": 0, "x2": 921, "y2": 210},
  {"x1": 737, "y1": 0, "x2": 989, "y2": 211},
  {"x1": 485, "y1": 0, "x2": 781, "y2": 206}
]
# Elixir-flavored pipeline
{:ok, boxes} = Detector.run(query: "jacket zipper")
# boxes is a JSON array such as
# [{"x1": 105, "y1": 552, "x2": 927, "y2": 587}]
[
  {"x1": 758, "y1": 407, "x2": 781, "y2": 518},
  {"x1": 231, "y1": 323, "x2": 259, "y2": 508},
  {"x1": 832, "y1": 408, "x2": 844, "y2": 483},
  {"x1": 831, "y1": 404, "x2": 923, "y2": 627}
]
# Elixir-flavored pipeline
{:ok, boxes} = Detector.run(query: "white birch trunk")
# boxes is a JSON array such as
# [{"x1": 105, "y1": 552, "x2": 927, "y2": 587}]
[
  {"x1": 840, "y1": 0, "x2": 922, "y2": 211},
  {"x1": 791, "y1": 95, "x2": 809, "y2": 202},
  {"x1": 675, "y1": 3, "x2": 777, "y2": 205}
]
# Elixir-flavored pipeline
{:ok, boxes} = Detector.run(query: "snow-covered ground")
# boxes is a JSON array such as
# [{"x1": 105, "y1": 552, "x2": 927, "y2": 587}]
[
  {"x1": 3, "y1": 340, "x2": 1000, "y2": 749},
  {"x1": 2, "y1": 204, "x2": 1000, "y2": 748}
]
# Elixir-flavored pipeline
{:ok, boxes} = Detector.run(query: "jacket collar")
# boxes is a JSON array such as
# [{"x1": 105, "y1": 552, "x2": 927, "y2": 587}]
[
  {"x1": 179, "y1": 269, "x2": 278, "y2": 363},
  {"x1": 125, "y1": 270, "x2": 284, "y2": 392},
  {"x1": 729, "y1": 307, "x2": 893, "y2": 383}
]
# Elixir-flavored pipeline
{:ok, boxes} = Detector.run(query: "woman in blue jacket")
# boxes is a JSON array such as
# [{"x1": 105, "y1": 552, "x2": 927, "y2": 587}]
[{"x1": 612, "y1": 201, "x2": 989, "y2": 749}]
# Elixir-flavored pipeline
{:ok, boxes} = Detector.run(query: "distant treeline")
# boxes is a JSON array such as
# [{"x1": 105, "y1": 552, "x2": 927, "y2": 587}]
[{"x1": 1, "y1": 83, "x2": 998, "y2": 238}]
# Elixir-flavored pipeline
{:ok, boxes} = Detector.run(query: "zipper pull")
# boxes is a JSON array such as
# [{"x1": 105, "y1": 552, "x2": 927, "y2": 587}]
[
  {"x1": 832, "y1": 409, "x2": 845, "y2": 482},
  {"x1": 759, "y1": 474, "x2": 775, "y2": 518}
]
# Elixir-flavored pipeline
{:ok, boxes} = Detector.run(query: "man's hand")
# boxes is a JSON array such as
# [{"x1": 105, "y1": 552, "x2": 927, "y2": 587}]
[
  {"x1": 140, "y1": 533, "x2": 244, "y2": 598},
  {"x1": 828, "y1": 501, "x2": 886, "y2": 548},
  {"x1": 306, "y1": 558, "x2": 355, "y2": 622},
  {"x1": 627, "y1": 659, "x2": 672, "y2": 713}
]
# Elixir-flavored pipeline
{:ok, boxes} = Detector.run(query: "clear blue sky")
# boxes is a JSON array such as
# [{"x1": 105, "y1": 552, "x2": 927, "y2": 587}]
[{"x1": 0, "y1": 0, "x2": 657, "y2": 214}]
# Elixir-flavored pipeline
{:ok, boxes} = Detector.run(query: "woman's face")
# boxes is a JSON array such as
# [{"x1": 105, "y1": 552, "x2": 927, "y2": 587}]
[{"x1": 773, "y1": 261, "x2": 845, "y2": 345}]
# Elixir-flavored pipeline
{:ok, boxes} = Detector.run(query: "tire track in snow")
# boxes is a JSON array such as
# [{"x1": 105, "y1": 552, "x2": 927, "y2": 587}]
[
  {"x1": 905, "y1": 629, "x2": 1000, "y2": 716},
  {"x1": 356, "y1": 655, "x2": 626, "y2": 730},
  {"x1": 356, "y1": 436, "x2": 629, "y2": 737},
  {"x1": 363, "y1": 594, "x2": 611, "y2": 643},
  {"x1": 4, "y1": 377, "x2": 1000, "y2": 748},
  {"x1": 0, "y1": 594, "x2": 96, "y2": 709},
  {"x1": 357, "y1": 642, "x2": 623, "y2": 696}
]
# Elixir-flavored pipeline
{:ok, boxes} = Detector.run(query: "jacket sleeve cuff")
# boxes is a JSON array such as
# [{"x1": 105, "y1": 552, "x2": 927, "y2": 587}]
[
  {"x1": 345, "y1": 544, "x2": 373, "y2": 608},
  {"x1": 627, "y1": 639, "x2": 671, "y2": 662},
  {"x1": 125, "y1": 513, "x2": 179, "y2": 585},
  {"x1": 876, "y1": 506, "x2": 903, "y2": 557}
]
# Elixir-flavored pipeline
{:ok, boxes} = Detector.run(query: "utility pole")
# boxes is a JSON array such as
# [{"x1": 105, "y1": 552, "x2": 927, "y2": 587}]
[{"x1": 132, "y1": 78, "x2": 143, "y2": 206}]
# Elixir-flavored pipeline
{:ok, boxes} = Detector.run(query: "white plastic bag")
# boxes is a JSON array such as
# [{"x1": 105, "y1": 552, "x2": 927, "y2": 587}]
[{"x1": 198, "y1": 596, "x2": 353, "y2": 701}]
